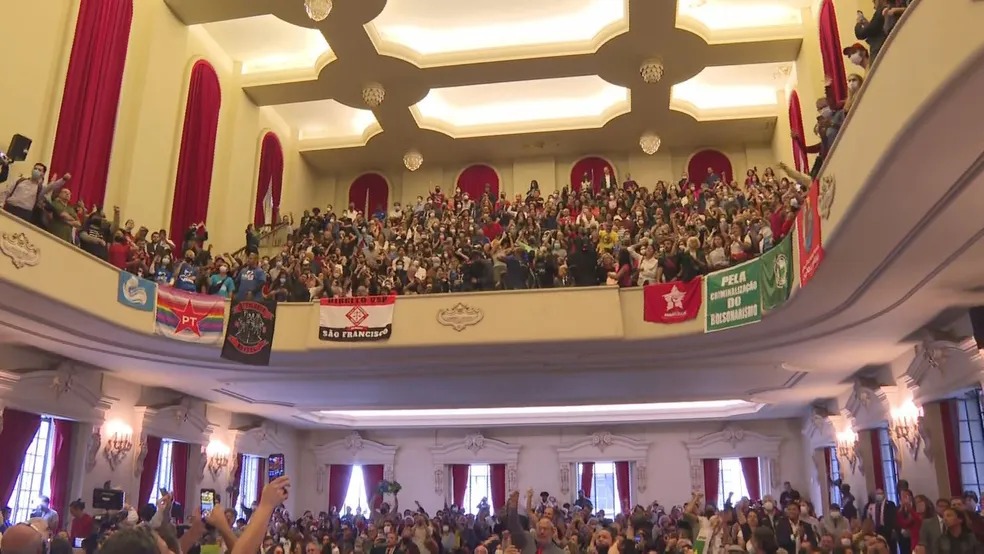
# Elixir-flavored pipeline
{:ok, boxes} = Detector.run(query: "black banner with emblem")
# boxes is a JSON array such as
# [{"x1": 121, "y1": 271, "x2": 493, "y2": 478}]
[{"x1": 221, "y1": 299, "x2": 277, "y2": 366}]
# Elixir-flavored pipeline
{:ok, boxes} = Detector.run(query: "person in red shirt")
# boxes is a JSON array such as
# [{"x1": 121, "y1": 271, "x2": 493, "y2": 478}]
[
  {"x1": 108, "y1": 229, "x2": 132, "y2": 270},
  {"x1": 69, "y1": 499, "x2": 95, "y2": 543}
]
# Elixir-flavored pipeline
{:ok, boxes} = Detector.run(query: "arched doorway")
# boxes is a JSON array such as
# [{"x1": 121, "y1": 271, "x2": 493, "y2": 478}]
[
  {"x1": 348, "y1": 173, "x2": 389, "y2": 217},
  {"x1": 687, "y1": 149, "x2": 733, "y2": 185},
  {"x1": 456, "y1": 164, "x2": 500, "y2": 200},
  {"x1": 570, "y1": 157, "x2": 616, "y2": 193}
]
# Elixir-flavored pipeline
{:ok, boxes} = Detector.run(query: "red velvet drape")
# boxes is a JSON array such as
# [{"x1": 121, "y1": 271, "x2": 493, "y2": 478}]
[
  {"x1": 170, "y1": 441, "x2": 190, "y2": 507},
  {"x1": 49, "y1": 419, "x2": 75, "y2": 525},
  {"x1": 818, "y1": 0, "x2": 848, "y2": 106},
  {"x1": 348, "y1": 173, "x2": 390, "y2": 216},
  {"x1": 457, "y1": 165, "x2": 500, "y2": 200},
  {"x1": 254, "y1": 132, "x2": 284, "y2": 226},
  {"x1": 688, "y1": 150, "x2": 734, "y2": 185},
  {"x1": 362, "y1": 464, "x2": 385, "y2": 508},
  {"x1": 703, "y1": 458, "x2": 721, "y2": 508},
  {"x1": 869, "y1": 430, "x2": 885, "y2": 492},
  {"x1": 328, "y1": 464, "x2": 353, "y2": 512},
  {"x1": 450, "y1": 464, "x2": 470, "y2": 507},
  {"x1": 570, "y1": 157, "x2": 614, "y2": 193},
  {"x1": 739, "y1": 457, "x2": 761, "y2": 501},
  {"x1": 169, "y1": 60, "x2": 222, "y2": 241},
  {"x1": 939, "y1": 400, "x2": 963, "y2": 496},
  {"x1": 490, "y1": 464, "x2": 506, "y2": 511},
  {"x1": 49, "y1": 0, "x2": 133, "y2": 209},
  {"x1": 615, "y1": 461, "x2": 630, "y2": 511},
  {"x1": 580, "y1": 462, "x2": 594, "y2": 497},
  {"x1": 788, "y1": 91, "x2": 810, "y2": 173},
  {"x1": 138, "y1": 435, "x2": 163, "y2": 507},
  {"x1": 231, "y1": 454, "x2": 245, "y2": 507},
  {"x1": 0, "y1": 409, "x2": 42, "y2": 506},
  {"x1": 256, "y1": 457, "x2": 266, "y2": 504}
]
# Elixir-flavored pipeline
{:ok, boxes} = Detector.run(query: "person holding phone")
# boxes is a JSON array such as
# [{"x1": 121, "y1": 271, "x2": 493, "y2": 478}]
[{"x1": 69, "y1": 499, "x2": 95, "y2": 545}]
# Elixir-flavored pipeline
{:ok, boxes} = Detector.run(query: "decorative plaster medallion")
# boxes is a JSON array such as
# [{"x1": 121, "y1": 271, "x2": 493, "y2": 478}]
[
  {"x1": 344, "y1": 432, "x2": 364, "y2": 451},
  {"x1": 590, "y1": 431, "x2": 615, "y2": 452},
  {"x1": 721, "y1": 425, "x2": 745, "y2": 447},
  {"x1": 464, "y1": 433, "x2": 486, "y2": 453},
  {"x1": 1, "y1": 232, "x2": 40, "y2": 269},
  {"x1": 820, "y1": 175, "x2": 836, "y2": 220},
  {"x1": 436, "y1": 303, "x2": 484, "y2": 331}
]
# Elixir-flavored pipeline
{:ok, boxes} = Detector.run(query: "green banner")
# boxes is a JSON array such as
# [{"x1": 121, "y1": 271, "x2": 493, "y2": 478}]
[
  {"x1": 759, "y1": 234, "x2": 793, "y2": 312},
  {"x1": 705, "y1": 260, "x2": 763, "y2": 332}
]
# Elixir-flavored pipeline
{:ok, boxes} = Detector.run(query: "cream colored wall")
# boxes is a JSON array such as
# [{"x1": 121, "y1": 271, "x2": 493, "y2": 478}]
[{"x1": 319, "y1": 144, "x2": 777, "y2": 211}]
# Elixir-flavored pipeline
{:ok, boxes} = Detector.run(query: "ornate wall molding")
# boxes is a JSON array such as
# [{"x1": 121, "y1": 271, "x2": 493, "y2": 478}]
[
  {"x1": 904, "y1": 336, "x2": 981, "y2": 403},
  {"x1": 683, "y1": 425, "x2": 783, "y2": 497},
  {"x1": 1, "y1": 232, "x2": 41, "y2": 269},
  {"x1": 232, "y1": 420, "x2": 285, "y2": 456},
  {"x1": 137, "y1": 399, "x2": 213, "y2": 446},
  {"x1": 556, "y1": 432, "x2": 650, "y2": 495},
  {"x1": 436, "y1": 303, "x2": 484, "y2": 331},
  {"x1": 0, "y1": 363, "x2": 112, "y2": 423},
  {"x1": 311, "y1": 432, "x2": 397, "y2": 481},
  {"x1": 844, "y1": 378, "x2": 890, "y2": 430},
  {"x1": 429, "y1": 433, "x2": 521, "y2": 494}
]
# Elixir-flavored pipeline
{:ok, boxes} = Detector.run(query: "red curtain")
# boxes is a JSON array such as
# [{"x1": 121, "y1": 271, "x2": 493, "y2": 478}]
[
  {"x1": 688, "y1": 150, "x2": 734, "y2": 185},
  {"x1": 49, "y1": 419, "x2": 75, "y2": 525},
  {"x1": 256, "y1": 457, "x2": 266, "y2": 504},
  {"x1": 939, "y1": 400, "x2": 963, "y2": 496},
  {"x1": 457, "y1": 164, "x2": 500, "y2": 200},
  {"x1": 231, "y1": 454, "x2": 245, "y2": 507},
  {"x1": 362, "y1": 464, "x2": 385, "y2": 508},
  {"x1": 170, "y1": 441, "x2": 190, "y2": 507},
  {"x1": 49, "y1": 0, "x2": 134, "y2": 209},
  {"x1": 739, "y1": 457, "x2": 761, "y2": 501},
  {"x1": 789, "y1": 91, "x2": 810, "y2": 172},
  {"x1": 0, "y1": 409, "x2": 42, "y2": 506},
  {"x1": 490, "y1": 464, "x2": 506, "y2": 511},
  {"x1": 580, "y1": 462, "x2": 594, "y2": 497},
  {"x1": 348, "y1": 173, "x2": 390, "y2": 216},
  {"x1": 450, "y1": 464, "x2": 470, "y2": 507},
  {"x1": 818, "y1": 0, "x2": 848, "y2": 106},
  {"x1": 328, "y1": 464, "x2": 353, "y2": 512},
  {"x1": 615, "y1": 461, "x2": 630, "y2": 511},
  {"x1": 570, "y1": 157, "x2": 614, "y2": 193},
  {"x1": 869, "y1": 430, "x2": 885, "y2": 492},
  {"x1": 138, "y1": 435, "x2": 163, "y2": 507},
  {"x1": 169, "y1": 60, "x2": 222, "y2": 241},
  {"x1": 702, "y1": 458, "x2": 721, "y2": 508},
  {"x1": 253, "y1": 132, "x2": 284, "y2": 226}
]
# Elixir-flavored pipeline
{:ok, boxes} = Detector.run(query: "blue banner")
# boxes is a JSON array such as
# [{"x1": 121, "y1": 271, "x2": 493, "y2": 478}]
[{"x1": 117, "y1": 271, "x2": 156, "y2": 312}]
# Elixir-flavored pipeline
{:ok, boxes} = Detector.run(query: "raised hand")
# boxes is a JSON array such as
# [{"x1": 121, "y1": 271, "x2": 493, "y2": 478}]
[{"x1": 261, "y1": 476, "x2": 291, "y2": 509}]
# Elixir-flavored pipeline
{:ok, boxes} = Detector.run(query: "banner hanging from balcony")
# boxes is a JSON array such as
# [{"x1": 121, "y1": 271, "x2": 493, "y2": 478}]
[
  {"x1": 759, "y1": 233, "x2": 794, "y2": 312},
  {"x1": 642, "y1": 277, "x2": 702, "y2": 324},
  {"x1": 117, "y1": 271, "x2": 156, "y2": 312},
  {"x1": 154, "y1": 287, "x2": 225, "y2": 344},
  {"x1": 319, "y1": 295, "x2": 396, "y2": 342},
  {"x1": 221, "y1": 299, "x2": 278, "y2": 366},
  {"x1": 704, "y1": 259, "x2": 762, "y2": 333},
  {"x1": 796, "y1": 180, "x2": 825, "y2": 287}
]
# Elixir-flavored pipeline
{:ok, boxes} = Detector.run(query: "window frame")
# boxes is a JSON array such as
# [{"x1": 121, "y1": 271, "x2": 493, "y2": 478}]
[
  {"x1": 10, "y1": 417, "x2": 56, "y2": 525},
  {"x1": 828, "y1": 446, "x2": 843, "y2": 505},
  {"x1": 575, "y1": 462, "x2": 621, "y2": 516},
  {"x1": 716, "y1": 458, "x2": 751, "y2": 509},
  {"x1": 954, "y1": 389, "x2": 984, "y2": 496},
  {"x1": 238, "y1": 455, "x2": 261, "y2": 509},
  {"x1": 343, "y1": 465, "x2": 370, "y2": 513},
  {"x1": 877, "y1": 428, "x2": 899, "y2": 504},
  {"x1": 149, "y1": 440, "x2": 175, "y2": 506},
  {"x1": 461, "y1": 464, "x2": 493, "y2": 514}
]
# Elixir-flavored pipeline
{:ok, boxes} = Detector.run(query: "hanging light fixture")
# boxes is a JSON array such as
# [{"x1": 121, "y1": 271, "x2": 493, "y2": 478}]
[
  {"x1": 403, "y1": 150, "x2": 424, "y2": 172},
  {"x1": 304, "y1": 0, "x2": 332, "y2": 22},
  {"x1": 362, "y1": 83, "x2": 386, "y2": 108},
  {"x1": 639, "y1": 132, "x2": 661, "y2": 155},
  {"x1": 639, "y1": 60, "x2": 665, "y2": 84}
]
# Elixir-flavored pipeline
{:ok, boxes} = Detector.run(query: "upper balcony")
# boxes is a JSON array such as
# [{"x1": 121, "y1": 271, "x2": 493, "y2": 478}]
[{"x1": 1, "y1": 0, "x2": 984, "y2": 428}]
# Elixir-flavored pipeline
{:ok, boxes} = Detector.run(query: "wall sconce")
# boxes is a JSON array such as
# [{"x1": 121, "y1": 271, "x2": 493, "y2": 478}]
[
  {"x1": 205, "y1": 440, "x2": 231, "y2": 479},
  {"x1": 103, "y1": 420, "x2": 133, "y2": 471},
  {"x1": 836, "y1": 428, "x2": 860, "y2": 474},
  {"x1": 890, "y1": 400, "x2": 924, "y2": 454}
]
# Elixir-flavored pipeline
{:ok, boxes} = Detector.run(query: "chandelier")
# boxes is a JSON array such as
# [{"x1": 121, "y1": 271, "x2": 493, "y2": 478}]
[
  {"x1": 362, "y1": 83, "x2": 385, "y2": 108},
  {"x1": 640, "y1": 60, "x2": 665, "y2": 84},
  {"x1": 304, "y1": 0, "x2": 332, "y2": 22},
  {"x1": 639, "y1": 132, "x2": 661, "y2": 155},
  {"x1": 403, "y1": 150, "x2": 423, "y2": 172},
  {"x1": 890, "y1": 400, "x2": 924, "y2": 454},
  {"x1": 835, "y1": 428, "x2": 859, "y2": 474}
]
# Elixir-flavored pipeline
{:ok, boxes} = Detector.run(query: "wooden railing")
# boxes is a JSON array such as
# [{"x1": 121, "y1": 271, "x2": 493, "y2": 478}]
[{"x1": 230, "y1": 222, "x2": 293, "y2": 259}]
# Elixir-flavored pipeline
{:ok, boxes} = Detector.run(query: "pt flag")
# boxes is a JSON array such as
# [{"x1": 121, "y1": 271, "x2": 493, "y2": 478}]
[
  {"x1": 759, "y1": 234, "x2": 793, "y2": 312},
  {"x1": 796, "y1": 180, "x2": 825, "y2": 287},
  {"x1": 319, "y1": 295, "x2": 396, "y2": 342},
  {"x1": 154, "y1": 288, "x2": 225, "y2": 344},
  {"x1": 704, "y1": 260, "x2": 762, "y2": 333},
  {"x1": 222, "y1": 299, "x2": 277, "y2": 366},
  {"x1": 643, "y1": 278, "x2": 702, "y2": 324}
]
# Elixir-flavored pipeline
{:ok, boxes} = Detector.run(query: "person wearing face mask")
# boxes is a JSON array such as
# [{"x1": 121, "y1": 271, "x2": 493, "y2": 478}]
[
  {"x1": 867, "y1": 488, "x2": 898, "y2": 553},
  {"x1": 208, "y1": 262, "x2": 236, "y2": 298},
  {"x1": 843, "y1": 42, "x2": 870, "y2": 70},
  {"x1": 822, "y1": 504, "x2": 850, "y2": 538},
  {"x1": 173, "y1": 249, "x2": 200, "y2": 292},
  {"x1": 760, "y1": 500, "x2": 781, "y2": 531},
  {"x1": 153, "y1": 254, "x2": 175, "y2": 286},
  {"x1": 236, "y1": 253, "x2": 267, "y2": 301},
  {"x1": 0, "y1": 163, "x2": 71, "y2": 225},
  {"x1": 774, "y1": 502, "x2": 816, "y2": 553}
]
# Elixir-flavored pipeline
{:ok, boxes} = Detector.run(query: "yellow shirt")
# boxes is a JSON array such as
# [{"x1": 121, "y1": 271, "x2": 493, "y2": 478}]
[{"x1": 598, "y1": 230, "x2": 618, "y2": 252}]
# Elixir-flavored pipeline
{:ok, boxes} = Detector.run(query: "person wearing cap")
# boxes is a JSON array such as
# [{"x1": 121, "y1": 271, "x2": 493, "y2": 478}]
[{"x1": 843, "y1": 42, "x2": 870, "y2": 69}]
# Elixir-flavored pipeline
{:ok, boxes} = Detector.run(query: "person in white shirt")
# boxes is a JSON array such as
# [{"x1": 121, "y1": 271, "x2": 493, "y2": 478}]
[{"x1": 0, "y1": 163, "x2": 71, "y2": 225}]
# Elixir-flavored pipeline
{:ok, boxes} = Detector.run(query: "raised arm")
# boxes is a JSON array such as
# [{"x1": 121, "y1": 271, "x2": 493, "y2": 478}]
[{"x1": 232, "y1": 476, "x2": 290, "y2": 554}]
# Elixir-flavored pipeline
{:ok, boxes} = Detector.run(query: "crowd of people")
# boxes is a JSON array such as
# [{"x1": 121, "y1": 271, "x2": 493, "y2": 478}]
[{"x1": 5, "y1": 476, "x2": 984, "y2": 554}]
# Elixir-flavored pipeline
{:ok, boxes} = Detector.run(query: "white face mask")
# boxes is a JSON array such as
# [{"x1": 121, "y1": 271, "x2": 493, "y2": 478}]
[
  {"x1": 820, "y1": 107, "x2": 833, "y2": 118},
  {"x1": 841, "y1": 539, "x2": 851, "y2": 546},
  {"x1": 849, "y1": 52, "x2": 863, "y2": 65}
]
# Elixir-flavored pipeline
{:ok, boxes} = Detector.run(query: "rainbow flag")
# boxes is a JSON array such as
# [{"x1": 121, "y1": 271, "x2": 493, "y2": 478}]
[{"x1": 154, "y1": 287, "x2": 226, "y2": 344}]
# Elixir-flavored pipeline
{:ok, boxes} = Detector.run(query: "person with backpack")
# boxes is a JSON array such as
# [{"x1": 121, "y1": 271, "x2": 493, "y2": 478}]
[{"x1": 0, "y1": 163, "x2": 70, "y2": 225}]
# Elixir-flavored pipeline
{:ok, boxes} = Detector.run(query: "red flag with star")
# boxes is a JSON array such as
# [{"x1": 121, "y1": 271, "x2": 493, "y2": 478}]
[
  {"x1": 643, "y1": 277, "x2": 702, "y2": 324},
  {"x1": 154, "y1": 287, "x2": 226, "y2": 344}
]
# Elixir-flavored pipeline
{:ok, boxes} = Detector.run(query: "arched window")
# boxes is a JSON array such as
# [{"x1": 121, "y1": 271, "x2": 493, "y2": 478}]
[
  {"x1": 789, "y1": 91, "x2": 810, "y2": 172},
  {"x1": 818, "y1": 0, "x2": 848, "y2": 106},
  {"x1": 169, "y1": 60, "x2": 221, "y2": 241},
  {"x1": 570, "y1": 157, "x2": 616, "y2": 193},
  {"x1": 687, "y1": 149, "x2": 733, "y2": 185},
  {"x1": 50, "y1": 0, "x2": 134, "y2": 208},
  {"x1": 457, "y1": 164, "x2": 500, "y2": 201},
  {"x1": 254, "y1": 132, "x2": 284, "y2": 227},
  {"x1": 348, "y1": 173, "x2": 389, "y2": 217}
]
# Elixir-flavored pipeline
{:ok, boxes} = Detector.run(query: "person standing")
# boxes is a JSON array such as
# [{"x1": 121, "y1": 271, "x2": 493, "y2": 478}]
[{"x1": 0, "y1": 164, "x2": 70, "y2": 225}]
